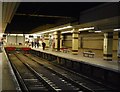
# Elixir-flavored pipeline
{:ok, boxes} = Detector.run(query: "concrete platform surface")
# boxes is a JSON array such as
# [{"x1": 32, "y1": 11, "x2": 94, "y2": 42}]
[
  {"x1": 32, "y1": 48, "x2": 120, "y2": 72},
  {"x1": 1, "y1": 51, "x2": 17, "y2": 91}
]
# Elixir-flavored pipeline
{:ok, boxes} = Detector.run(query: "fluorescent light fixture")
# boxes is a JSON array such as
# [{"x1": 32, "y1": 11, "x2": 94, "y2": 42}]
[
  {"x1": 9, "y1": 34, "x2": 17, "y2": 36},
  {"x1": 61, "y1": 30, "x2": 73, "y2": 34},
  {"x1": 17, "y1": 34, "x2": 24, "y2": 36},
  {"x1": 38, "y1": 26, "x2": 73, "y2": 34},
  {"x1": 114, "y1": 28, "x2": 120, "y2": 31},
  {"x1": 53, "y1": 26, "x2": 73, "y2": 31},
  {"x1": 7, "y1": 34, "x2": 24, "y2": 36},
  {"x1": 79, "y1": 27, "x2": 94, "y2": 31},
  {"x1": 95, "y1": 31, "x2": 101, "y2": 33},
  {"x1": 88, "y1": 30, "x2": 94, "y2": 32}
]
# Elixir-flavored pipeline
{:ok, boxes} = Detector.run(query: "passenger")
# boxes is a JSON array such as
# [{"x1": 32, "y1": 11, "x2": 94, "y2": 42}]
[
  {"x1": 31, "y1": 41, "x2": 34, "y2": 48},
  {"x1": 34, "y1": 41, "x2": 37, "y2": 48},
  {"x1": 36, "y1": 39, "x2": 39, "y2": 48},
  {"x1": 37, "y1": 42, "x2": 39, "y2": 48},
  {"x1": 42, "y1": 42, "x2": 46, "y2": 50}
]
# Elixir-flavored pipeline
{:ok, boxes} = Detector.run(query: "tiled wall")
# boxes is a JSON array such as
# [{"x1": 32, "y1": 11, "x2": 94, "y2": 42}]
[
  {"x1": 7, "y1": 35, "x2": 25, "y2": 45},
  {"x1": 63, "y1": 32, "x2": 118, "y2": 60}
]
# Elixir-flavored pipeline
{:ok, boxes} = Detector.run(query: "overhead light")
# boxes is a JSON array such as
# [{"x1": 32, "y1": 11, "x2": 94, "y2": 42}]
[
  {"x1": 38, "y1": 26, "x2": 73, "y2": 34},
  {"x1": 79, "y1": 27, "x2": 94, "y2": 31},
  {"x1": 57, "y1": 26, "x2": 73, "y2": 30},
  {"x1": 9, "y1": 34, "x2": 17, "y2": 36},
  {"x1": 61, "y1": 30, "x2": 73, "y2": 34},
  {"x1": 49, "y1": 26, "x2": 73, "y2": 32},
  {"x1": 88, "y1": 30, "x2": 94, "y2": 32},
  {"x1": 7, "y1": 34, "x2": 24, "y2": 36},
  {"x1": 94, "y1": 31, "x2": 101, "y2": 33},
  {"x1": 114, "y1": 28, "x2": 120, "y2": 31},
  {"x1": 17, "y1": 34, "x2": 24, "y2": 36}
]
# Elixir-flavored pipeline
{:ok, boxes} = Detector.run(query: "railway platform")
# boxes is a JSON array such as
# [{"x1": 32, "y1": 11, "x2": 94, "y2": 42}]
[
  {"x1": 30, "y1": 47, "x2": 120, "y2": 91},
  {"x1": 0, "y1": 49, "x2": 20, "y2": 91},
  {"x1": 32, "y1": 48, "x2": 120, "y2": 72}
]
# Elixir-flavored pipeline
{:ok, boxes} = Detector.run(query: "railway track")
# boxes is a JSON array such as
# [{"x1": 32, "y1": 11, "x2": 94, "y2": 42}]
[
  {"x1": 14, "y1": 52, "x2": 90, "y2": 92},
  {"x1": 13, "y1": 51, "x2": 114, "y2": 92},
  {"x1": 25, "y1": 53, "x2": 116, "y2": 92},
  {"x1": 8, "y1": 53, "x2": 57, "y2": 92}
]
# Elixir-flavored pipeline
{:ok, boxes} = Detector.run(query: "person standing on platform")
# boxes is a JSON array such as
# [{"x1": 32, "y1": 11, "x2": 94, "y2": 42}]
[
  {"x1": 37, "y1": 42, "x2": 39, "y2": 48},
  {"x1": 36, "y1": 39, "x2": 39, "y2": 48},
  {"x1": 31, "y1": 41, "x2": 34, "y2": 48},
  {"x1": 34, "y1": 41, "x2": 37, "y2": 48},
  {"x1": 42, "y1": 42, "x2": 46, "y2": 50}
]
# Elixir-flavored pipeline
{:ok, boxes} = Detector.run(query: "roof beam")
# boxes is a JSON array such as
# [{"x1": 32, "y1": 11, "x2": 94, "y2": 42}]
[{"x1": 15, "y1": 13, "x2": 72, "y2": 19}]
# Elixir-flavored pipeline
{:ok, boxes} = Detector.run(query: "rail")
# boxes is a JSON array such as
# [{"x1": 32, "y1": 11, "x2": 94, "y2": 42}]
[
  {"x1": 14, "y1": 54, "x2": 58, "y2": 92},
  {"x1": 24, "y1": 53, "x2": 111, "y2": 92},
  {"x1": 25, "y1": 53, "x2": 116, "y2": 92}
]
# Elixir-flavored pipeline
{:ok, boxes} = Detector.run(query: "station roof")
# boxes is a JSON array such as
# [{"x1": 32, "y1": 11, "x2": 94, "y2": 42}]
[{"x1": 4, "y1": 2, "x2": 105, "y2": 34}]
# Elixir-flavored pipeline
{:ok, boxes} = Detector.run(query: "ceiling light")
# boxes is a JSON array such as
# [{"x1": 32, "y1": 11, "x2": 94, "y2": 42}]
[
  {"x1": 61, "y1": 30, "x2": 73, "y2": 34},
  {"x1": 49, "y1": 26, "x2": 73, "y2": 32},
  {"x1": 88, "y1": 30, "x2": 94, "y2": 32},
  {"x1": 39, "y1": 26, "x2": 73, "y2": 34},
  {"x1": 114, "y1": 28, "x2": 120, "y2": 31},
  {"x1": 79, "y1": 27, "x2": 94, "y2": 31},
  {"x1": 94, "y1": 31, "x2": 101, "y2": 33},
  {"x1": 9, "y1": 34, "x2": 17, "y2": 36},
  {"x1": 7, "y1": 34, "x2": 24, "y2": 36}
]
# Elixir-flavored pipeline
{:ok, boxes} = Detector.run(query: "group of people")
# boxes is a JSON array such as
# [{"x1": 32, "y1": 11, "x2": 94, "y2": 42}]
[
  {"x1": 31, "y1": 41, "x2": 46, "y2": 50},
  {"x1": 31, "y1": 41, "x2": 39, "y2": 48}
]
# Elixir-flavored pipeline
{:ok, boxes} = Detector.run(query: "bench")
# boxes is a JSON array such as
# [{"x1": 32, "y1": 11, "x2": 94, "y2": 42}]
[
  {"x1": 60, "y1": 48, "x2": 70, "y2": 53},
  {"x1": 83, "y1": 51, "x2": 95, "y2": 58}
]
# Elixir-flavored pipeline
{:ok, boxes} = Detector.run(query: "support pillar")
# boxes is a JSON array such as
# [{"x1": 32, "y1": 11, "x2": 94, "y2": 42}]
[
  {"x1": 103, "y1": 32, "x2": 113, "y2": 61},
  {"x1": 16, "y1": 35, "x2": 17, "y2": 45},
  {"x1": 54, "y1": 31, "x2": 58, "y2": 50},
  {"x1": 54, "y1": 31, "x2": 61, "y2": 51},
  {"x1": 44, "y1": 34, "x2": 49, "y2": 48},
  {"x1": 60, "y1": 35, "x2": 63, "y2": 49},
  {"x1": 23, "y1": 34, "x2": 25, "y2": 45},
  {"x1": 80, "y1": 37, "x2": 83, "y2": 48},
  {"x1": 72, "y1": 29, "x2": 79, "y2": 55},
  {"x1": 117, "y1": 32, "x2": 120, "y2": 62}
]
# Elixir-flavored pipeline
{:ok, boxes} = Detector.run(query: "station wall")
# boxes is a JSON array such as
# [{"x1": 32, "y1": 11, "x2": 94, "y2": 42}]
[
  {"x1": 7, "y1": 36, "x2": 16, "y2": 45},
  {"x1": 63, "y1": 32, "x2": 118, "y2": 60},
  {"x1": 17, "y1": 36, "x2": 25, "y2": 45},
  {"x1": 81, "y1": 34, "x2": 103, "y2": 49},
  {"x1": 7, "y1": 35, "x2": 25, "y2": 45}
]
